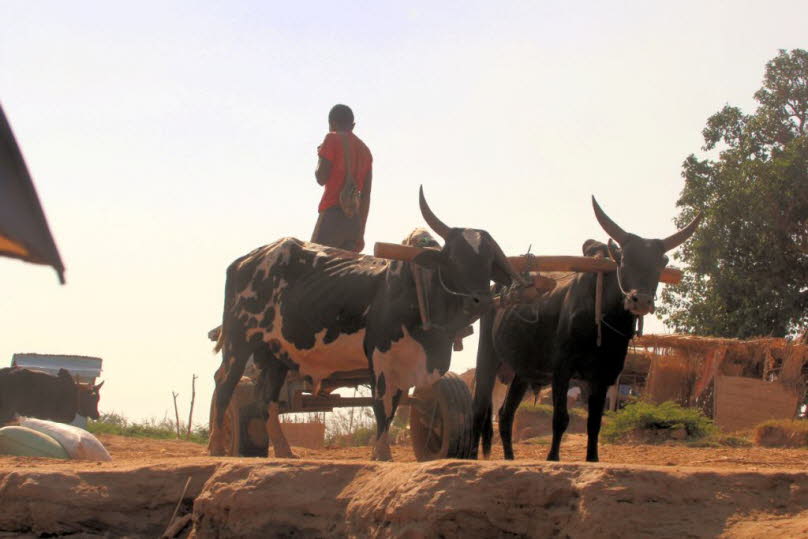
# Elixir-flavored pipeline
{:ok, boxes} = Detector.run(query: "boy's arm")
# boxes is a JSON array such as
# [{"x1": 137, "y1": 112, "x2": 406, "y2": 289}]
[
  {"x1": 315, "y1": 134, "x2": 336, "y2": 186},
  {"x1": 315, "y1": 156, "x2": 331, "y2": 186}
]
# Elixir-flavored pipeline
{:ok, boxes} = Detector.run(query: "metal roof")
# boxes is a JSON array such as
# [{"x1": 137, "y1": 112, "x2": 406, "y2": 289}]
[{"x1": 11, "y1": 353, "x2": 103, "y2": 379}]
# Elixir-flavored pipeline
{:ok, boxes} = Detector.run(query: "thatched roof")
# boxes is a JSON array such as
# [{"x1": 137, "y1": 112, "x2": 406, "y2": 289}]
[{"x1": 633, "y1": 334, "x2": 805, "y2": 354}]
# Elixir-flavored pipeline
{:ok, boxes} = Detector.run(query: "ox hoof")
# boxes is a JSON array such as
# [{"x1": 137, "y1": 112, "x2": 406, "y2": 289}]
[
  {"x1": 371, "y1": 447, "x2": 393, "y2": 461},
  {"x1": 273, "y1": 450, "x2": 299, "y2": 459},
  {"x1": 207, "y1": 438, "x2": 226, "y2": 457}
]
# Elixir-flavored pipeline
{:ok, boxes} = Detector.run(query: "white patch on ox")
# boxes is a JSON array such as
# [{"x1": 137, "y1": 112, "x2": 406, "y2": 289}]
[
  {"x1": 283, "y1": 328, "x2": 369, "y2": 393},
  {"x1": 371, "y1": 326, "x2": 442, "y2": 417},
  {"x1": 462, "y1": 230, "x2": 482, "y2": 254}
]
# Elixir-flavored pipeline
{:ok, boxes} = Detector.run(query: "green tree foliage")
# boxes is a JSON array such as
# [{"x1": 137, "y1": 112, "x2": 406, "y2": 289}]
[{"x1": 659, "y1": 49, "x2": 808, "y2": 338}]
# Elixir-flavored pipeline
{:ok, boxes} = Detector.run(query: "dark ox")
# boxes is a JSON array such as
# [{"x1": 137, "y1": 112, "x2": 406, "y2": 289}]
[
  {"x1": 472, "y1": 197, "x2": 701, "y2": 462},
  {"x1": 209, "y1": 188, "x2": 525, "y2": 460},
  {"x1": 0, "y1": 367, "x2": 103, "y2": 424}
]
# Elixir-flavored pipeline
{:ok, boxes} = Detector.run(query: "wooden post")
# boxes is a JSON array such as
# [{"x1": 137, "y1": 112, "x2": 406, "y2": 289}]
[
  {"x1": 172, "y1": 391, "x2": 181, "y2": 439},
  {"x1": 186, "y1": 374, "x2": 197, "y2": 439},
  {"x1": 610, "y1": 374, "x2": 622, "y2": 411}
]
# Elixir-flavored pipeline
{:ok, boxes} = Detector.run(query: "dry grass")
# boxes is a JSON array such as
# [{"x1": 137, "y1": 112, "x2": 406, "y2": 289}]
[{"x1": 754, "y1": 419, "x2": 808, "y2": 448}]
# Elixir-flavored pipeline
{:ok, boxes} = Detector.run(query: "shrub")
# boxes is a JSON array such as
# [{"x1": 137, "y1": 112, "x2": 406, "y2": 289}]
[
  {"x1": 517, "y1": 402, "x2": 588, "y2": 418},
  {"x1": 754, "y1": 419, "x2": 808, "y2": 448},
  {"x1": 602, "y1": 401, "x2": 717, "y2": 443},
  {"x1": 86, "y1": 412, "x2": 209, "y2": 445}
]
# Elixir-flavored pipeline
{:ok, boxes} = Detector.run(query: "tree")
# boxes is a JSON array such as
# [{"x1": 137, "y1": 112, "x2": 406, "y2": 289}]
[{"x1": 658, "y1": 49, "x2": 808, "y2": 338}]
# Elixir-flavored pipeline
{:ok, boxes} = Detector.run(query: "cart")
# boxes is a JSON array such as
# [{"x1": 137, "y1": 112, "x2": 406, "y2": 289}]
[{"x1": 212, "y1": 358, "x2": 475, "y2": 461}]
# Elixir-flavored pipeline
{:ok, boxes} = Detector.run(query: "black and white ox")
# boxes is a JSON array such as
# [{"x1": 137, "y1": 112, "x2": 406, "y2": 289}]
[
  {"x1": 471, "y1": 197, "x2": 701, "y2": 462},
  {"x1": 209, "y1": 188, "x2": 526, "y2": 460}
]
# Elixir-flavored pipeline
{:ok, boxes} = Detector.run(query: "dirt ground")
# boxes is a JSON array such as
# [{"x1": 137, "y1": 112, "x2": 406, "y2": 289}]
[
  {"x1": 2, "y1": 435, "x2": 807, "y2": 538},
  {"x1": 3, "y1": 432, "x2": 805, "y2": 470}
]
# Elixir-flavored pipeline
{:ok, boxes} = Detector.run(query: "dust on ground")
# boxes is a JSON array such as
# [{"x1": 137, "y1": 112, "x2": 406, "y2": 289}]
[{"x1": 1, "y1": 433, "x2": 805, "y2": 471}]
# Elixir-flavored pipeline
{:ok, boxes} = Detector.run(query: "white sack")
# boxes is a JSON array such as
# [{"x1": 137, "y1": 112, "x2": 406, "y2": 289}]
[{"x1": 20, "y1": 417, "x2": 112, "y2": 461}]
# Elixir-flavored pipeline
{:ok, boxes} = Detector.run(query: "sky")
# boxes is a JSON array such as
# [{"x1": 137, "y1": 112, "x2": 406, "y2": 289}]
[{"x1": 1, "y1": 1, "x2": 806, "y2": 422}]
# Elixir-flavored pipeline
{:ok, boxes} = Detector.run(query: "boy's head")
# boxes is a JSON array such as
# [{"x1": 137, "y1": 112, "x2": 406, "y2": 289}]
[{"x1": 328, "y1": 104, "x2": 354, "y2": 132}]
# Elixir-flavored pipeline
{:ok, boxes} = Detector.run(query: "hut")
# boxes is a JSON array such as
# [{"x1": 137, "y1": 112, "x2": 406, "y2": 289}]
[{"x1": 630, "y1": 335, "x2": 807, "y2": 431}]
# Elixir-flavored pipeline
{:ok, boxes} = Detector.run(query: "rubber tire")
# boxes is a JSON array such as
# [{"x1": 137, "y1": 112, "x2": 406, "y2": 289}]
[{"x1": 410, "y1": 372, "x2": 474, "y2": 461}]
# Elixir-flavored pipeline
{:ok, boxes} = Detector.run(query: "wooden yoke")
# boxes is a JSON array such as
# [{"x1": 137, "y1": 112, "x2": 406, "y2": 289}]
[
  {"x1": 507, "y1": 255, "x2": 684, "y2": 285},
  {"x1": 373, "y1": 242, "x2": 684, "y2": 285}
]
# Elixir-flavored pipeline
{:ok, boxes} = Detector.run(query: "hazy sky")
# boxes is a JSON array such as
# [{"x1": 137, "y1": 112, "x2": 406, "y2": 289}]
[{"x1": 1, "y1": 1, "x2": 805, "y2": 422}]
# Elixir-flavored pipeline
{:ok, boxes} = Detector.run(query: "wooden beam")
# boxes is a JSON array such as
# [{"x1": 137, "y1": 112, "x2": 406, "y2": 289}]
[{"x1": 373, "y1": 242, "x2": 684, "y2": 284}]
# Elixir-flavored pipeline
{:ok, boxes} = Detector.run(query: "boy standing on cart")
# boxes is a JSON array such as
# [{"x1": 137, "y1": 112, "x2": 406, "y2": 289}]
[{"x1": 312, "y1": 104, "x2": 373, "y2": 252}]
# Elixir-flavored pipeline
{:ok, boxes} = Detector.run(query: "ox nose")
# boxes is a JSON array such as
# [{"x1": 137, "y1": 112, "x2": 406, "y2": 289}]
[{"x1": 626, "y1": 291, "x2": 655, "y2": 316}]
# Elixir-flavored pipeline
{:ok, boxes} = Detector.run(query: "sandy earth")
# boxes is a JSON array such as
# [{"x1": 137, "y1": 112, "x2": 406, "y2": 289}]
[
  {"x1": 1, "y1": 435, "x2": 807, "y2": 538},
  {"x1": 5, "y1": 432, "x2": 805, "y2": 470}
]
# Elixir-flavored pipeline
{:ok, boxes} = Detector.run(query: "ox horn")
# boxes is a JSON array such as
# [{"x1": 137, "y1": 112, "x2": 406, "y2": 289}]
[
  {"x1": 94, "y1": 380, "x2": 105, "y2": 390},
  {"x1": 661, "y1": 213, "x2": 703, "y2": 252},
  {"x1": 419, "y1": 186, "x2": 452, "y2": 241},
  {"x1": 491, "y1": 237, "x2": 529, "y2": 287},
  {"x1": 592, "y1": 196, "x2": 629, "y2": 245}
]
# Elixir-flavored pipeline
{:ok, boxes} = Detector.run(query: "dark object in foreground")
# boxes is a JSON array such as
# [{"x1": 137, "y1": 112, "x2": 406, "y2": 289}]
[
  {"x1": 0, "y1": 104, "x2": 65, "y2": 282},
  {"x1": 472, "y1": 197, "x2": 701, "y2": 462},
  {"x1": 0, "y1": 367, "x2": 103, "y2": 424}
]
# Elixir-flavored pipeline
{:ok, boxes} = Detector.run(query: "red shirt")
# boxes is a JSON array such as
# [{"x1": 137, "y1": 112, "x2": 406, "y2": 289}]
[{"x1": 317, "y1": 131, "x2": 372, "y2": 212}]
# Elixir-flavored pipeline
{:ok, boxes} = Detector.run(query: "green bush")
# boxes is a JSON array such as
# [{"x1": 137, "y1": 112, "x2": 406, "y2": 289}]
[
  {"x1": 518, "y1": 402, "x2": 588, "y2": 418},
  {"x1": 602, "y1": 401, "x2": 717, "y2": 443},
  {"x1": 87, "y1": 412, "x2": 209, "y2": 445}
]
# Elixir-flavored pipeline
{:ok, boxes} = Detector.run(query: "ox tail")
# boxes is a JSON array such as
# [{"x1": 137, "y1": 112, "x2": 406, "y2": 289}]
[
  {"x1": 209, "y1": 325, "x2": 224, "y2": 353},
  {"x1": 212, "y1": 263, "x2": 246, "y2": 426}
]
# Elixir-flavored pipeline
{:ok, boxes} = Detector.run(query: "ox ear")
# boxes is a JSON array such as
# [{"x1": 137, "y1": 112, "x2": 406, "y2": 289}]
[{"x1": 412, "y1": 249, "x2": 448, "y2": 270}]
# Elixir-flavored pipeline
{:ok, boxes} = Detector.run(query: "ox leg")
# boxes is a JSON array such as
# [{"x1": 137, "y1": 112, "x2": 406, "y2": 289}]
[
  {"x1": 370, "y1": 390, "x2": 402, "y2": 461},
  {"x1": 585, "y1": 382, "x2": 608, "y2": 462},
  {"x1": 208, "y1": 363, "x2": 229, "y2": 456},
  {"x1": 499, "y1": 375, "x2": 528, "y2": 460},
  {"x1": 481, "y1": 404, "x2": 494, "y2": 459},
  {"x1": 266, "y1": 402, "x2": 296, "y2": 458},
  {"x1": 258, "y1": 356, "x2": 296, "y2": 459},
  {"x1": 471, "y1": 361, "x2": 498, "y2": 460},
  {"x1": 547, "y1": 374, "x2": 571, "y2": 461},
  {"x1": 209, "y1": 337, "x2": 252, "y2": 456}
]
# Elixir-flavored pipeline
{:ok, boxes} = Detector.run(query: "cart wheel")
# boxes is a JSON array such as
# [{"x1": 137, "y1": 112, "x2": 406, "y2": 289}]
[{"x1": 410, "y1": 372, "x2": 474, "y2": 461}]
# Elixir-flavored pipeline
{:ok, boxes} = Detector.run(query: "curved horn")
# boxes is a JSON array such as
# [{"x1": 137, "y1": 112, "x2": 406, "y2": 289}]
[
  {"x1": 592, "y1": 196, "x2": 629, "y2": 245},
  {"x1": 94, "y1": 380, "x2": 104, "y2": 390},
  {"x1": 491, "y1": 238, "x2": 529, "y2": 287},
  {"x1": 662, "y1": 213, "x2": 703, "y2": 252},
  {"x1": 419, "y1": 186, "x2": 451, "y2": 240}
]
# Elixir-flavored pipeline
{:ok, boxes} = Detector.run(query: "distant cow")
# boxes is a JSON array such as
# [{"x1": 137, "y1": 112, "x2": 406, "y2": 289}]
[
  {"x1": 472, "y1": 197, "x2": 701, "y2": 462},
  {"x1": 0, "y1": 367, "x2": 104, "y2": 424},
  {"x1": 209, "y1": 187, "x2": 527, "y2": 460}
]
